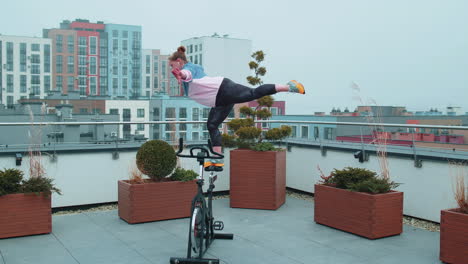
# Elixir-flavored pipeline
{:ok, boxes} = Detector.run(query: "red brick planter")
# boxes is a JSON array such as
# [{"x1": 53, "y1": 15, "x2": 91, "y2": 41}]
[
  {"x1": 0, "y1": 193, "x2": 52, "y2": 239},
  {"x1": 440, "y1": 209, "x2": 468, "y2": 264},
  {"x1": 314, "y1": 184, "x2": 403, "y2": 239},
  {"x1": 230, "y1": 149, "x2": 286, "y2": 210},
  {"x1": 118, "y1": 180, "x2": 197, "y2": 224}
]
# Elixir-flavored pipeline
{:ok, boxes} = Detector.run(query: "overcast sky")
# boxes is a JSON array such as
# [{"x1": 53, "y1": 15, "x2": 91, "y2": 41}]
[{"x1": 2, "y1": 0, "x2": 468, "y2": 114}]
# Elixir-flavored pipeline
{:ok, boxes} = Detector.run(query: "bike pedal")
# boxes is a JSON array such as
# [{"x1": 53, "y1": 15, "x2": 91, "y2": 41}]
[{"x1": 213, "y1": 221, "x2": 224, "y2": 231}]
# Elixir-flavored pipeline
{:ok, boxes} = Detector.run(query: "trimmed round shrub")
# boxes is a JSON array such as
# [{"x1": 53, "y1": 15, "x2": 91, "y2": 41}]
[{"x1": 136, "y1": 140, "x2": 177, "y2": 181}]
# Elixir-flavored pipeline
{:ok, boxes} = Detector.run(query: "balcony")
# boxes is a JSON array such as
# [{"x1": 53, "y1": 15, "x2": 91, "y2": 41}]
[{"x1": 0, "y1": 120, "x2": 466, "y2": 264}]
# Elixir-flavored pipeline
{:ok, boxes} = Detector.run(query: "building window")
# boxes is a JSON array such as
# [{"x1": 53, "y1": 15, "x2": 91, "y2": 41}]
[
  {"x1": 7, "y1": 74, "x2": 14, "y2": 93},
  {"x1": 301, "y1": 126, "x2": 309, "y2": 139},
  {"x1": 192, "y1": 108, "x2": 199, "y2": 129},
  {"x1": 122, "y1": 30, "x2": 128, "y2": 38},
  {"x1": 314, "y1": 126, "x2": 319, "y2": 139},
  {"x1": 31, "y1": 65, "x2": 40, "y2": 74},
  {"x1": 67, "y1": 56, "x2": 74, "y2": 73},
  {"x1": 122, "y1": 108, "x2": 132, "y2": 121},
  {"x1": 89, "y1": 37, "x2": 97, "y2": 55},
  {"x1": 67, "y1": 35, "x2": 74, "y2": 53},
  {"x1": 56, "y1": 55, "x2": 63, "y2": 73},
  {"x1": 79, "y1": 36, "x2": 86, "y2": 46},
  {"x1": 31, "y1": 54, "x2": 40, "y2": 64},
  {"x1": 199, "y1": 54, "x2": 202, "y2": 66},
  {"x1": 324, "y1": 127, "x2": 334, "y2": 140},
  {"x1": 31, "y1": 75, "x2": 40, "y2": 85},
  {"x1": 20, "y1": 43, "x2": 27, "y2": 72},
  {"x1": 122, "y1": 59, "x2": 128, "y2": 75},
  {"x1": 112, "y1": 39, "x2": 118, "y2": 52},
  {"x1": 56, "y1": 76, "x2": 63, "y2": 92},
  {"x1": 271, "y1": 107, "x2": 278, "y2": 116},
  {"x1": 192, "y1": 132, "x2": 199, "y2": 141},
  {"x1": 194, "y1": 55, "x2": 198, "y2": 65},
  {"x1": 7, "y1": 96, "x2": 14, "y2": 108},
  {"x1": 80, "y1": 108, "x2": 88, "y2": 114},
  {"x1": 80, "y1": 85, "x2": 86, "y2": 96},
  {"x1": 56, "y1": 35, "x2": 63, "y2": 53},
  {"x1": 122, "y1": 39, "x2": 128, "y2": 51},
  {"x1": 153, "y1": 56, "x2": 159, "y2": 74},
  {"x1": 122, "y1": 78, "x2": 128, "y2": 90},
  {"x1": 137, "y1": 124, "x2": 145, "y2": 131},
  {"x1": 146, "y1": 76, "x2": 150, "y2": 89},
  {"x1": 44, "y1": 44, "x2": 51, "y2": 73},
  {"x1": 153, "y1": 132, "x2": 160, "y2": 140},
  {"x1": 161, "y1": 61, "x2": 167, "y2": 77},
  {"x1": 78, "y1": 46, "x2": 87, "y2": 57},
  {"x1": 291, "y1": 126, "x2": 297, "y2": 138},
  {"x1": 112, "y1": 59, "x2": 118, "y2": 75},
  {"x1": 179, "y1": 108, "x2": 187, "y2": 119},
  {"x1": 31, "y1": 43, "x2": 40, "y2": 52},
  {"x1": 137, "y1": 109, "x2": 145, "y2": 118},
  {"x1": 146, "y1": 55, "x2": 151, "y2": 74},
  {"x1": 109, "y1": 109, "x2": 119, "y2": 115},
  {"x1": 44, "y1": 76, "x2": 51, "y2": 92},
  {"x1": 68, "y1": 76, "x2": 74, "y2": 91},
  {"x1": 20, "y1": 75, "x2": 27, "y2": 93},
  {"x1": 89, "y1": 57, "x2": 97, "y2": 75},
  {"x1": 6, "y1": 42, "x2": 14, "y2": 71},
  {"x1": 90, "y1": 77, "x2": 97, "y2": 95},
  {"x1": 165, "y1": 107, "x2": 176, "y2": 119},
  {"x1": 153, "y1": 76, "x2": 158, "y2": 89},
  {"x1": 202, "y1": 108, "x2": 210, "y2": 119}
]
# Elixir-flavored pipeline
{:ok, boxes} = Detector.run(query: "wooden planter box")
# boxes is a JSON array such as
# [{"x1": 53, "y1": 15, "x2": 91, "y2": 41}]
[
  {"x1": 0, "y1": 193, "x2": 52, "y2": 239},
  {"x1": 314, "y1": 184, "x2": 403, "y2": 239},
  {"x1": 440, "y1": 209, "x2": 468, "y2": 264},
  {"x1": 118, "y1": 180, "x2": 197, "y2": 224},
  {"x1": 230, "y1": 149, "x2": 286, "y2": 210}
]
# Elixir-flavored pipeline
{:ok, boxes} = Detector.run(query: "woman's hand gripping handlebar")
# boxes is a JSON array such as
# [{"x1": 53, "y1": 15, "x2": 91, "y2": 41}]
[{"x1": 176, "y1": 138, "x2": 224, "y2": 159}]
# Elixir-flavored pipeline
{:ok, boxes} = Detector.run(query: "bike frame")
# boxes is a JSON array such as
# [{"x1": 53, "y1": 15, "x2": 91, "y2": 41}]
[{"x1": 170, "y1": 139, "x2": 233, "y2": 264}]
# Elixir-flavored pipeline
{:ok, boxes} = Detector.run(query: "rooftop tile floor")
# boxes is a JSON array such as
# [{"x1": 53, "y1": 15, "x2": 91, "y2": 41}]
[{"x1": 0, "y1": 197, "x2": 441, "y2": 264}]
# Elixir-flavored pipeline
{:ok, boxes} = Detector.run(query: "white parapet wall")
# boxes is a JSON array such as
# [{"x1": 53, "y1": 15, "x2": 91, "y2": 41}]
[
  {"x1": 0, "y1": 144, "x2": 463, "y2": 223},
  {"x1": 0, "y1": 148, "x2": 231, "y2": 208}
]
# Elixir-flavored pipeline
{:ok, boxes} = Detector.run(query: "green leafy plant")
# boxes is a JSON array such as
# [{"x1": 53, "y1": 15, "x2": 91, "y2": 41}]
[
  {"x1": 21, "y1": 176, "x2": 62, "y2": 197},
  {"x1": 136, "y1": 140, "x2": 177, "y2": 182},
  {"x1": 170, "y1": 168, "x2": 198, "y2": 182},
  {"x1": 0, "y1": 168, "x2": 61, "y2": 197},
  {"x1": 0, "y1": 168, "x2": 24, "y2": 196},
  {"x1": 318, "y1": 166, "x2": 400, "y2": 194},
  {"x1": 222, "y1": 50, "x2": 292, "y2": 151}
]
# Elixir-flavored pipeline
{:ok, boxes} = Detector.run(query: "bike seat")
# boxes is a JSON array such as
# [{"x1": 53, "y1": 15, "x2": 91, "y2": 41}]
[{"x1": 204, "y1": 161, "x2": 224, "y2": 172}]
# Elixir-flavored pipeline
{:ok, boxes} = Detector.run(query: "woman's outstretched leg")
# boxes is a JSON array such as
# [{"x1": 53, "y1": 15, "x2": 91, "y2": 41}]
[{"x1": 216, "y1": 78, "x2": 305, "y2": 106}]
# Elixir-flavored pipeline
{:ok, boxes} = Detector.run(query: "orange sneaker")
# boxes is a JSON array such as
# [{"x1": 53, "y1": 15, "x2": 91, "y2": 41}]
[{"x1": 287, "y1": 80, "x2": 305, "y2": 94}]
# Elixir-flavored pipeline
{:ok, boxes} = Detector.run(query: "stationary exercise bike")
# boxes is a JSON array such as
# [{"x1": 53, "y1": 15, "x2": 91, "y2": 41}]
[{"x1": 170, "y1": 138, "x2": 234, "y2": 264}]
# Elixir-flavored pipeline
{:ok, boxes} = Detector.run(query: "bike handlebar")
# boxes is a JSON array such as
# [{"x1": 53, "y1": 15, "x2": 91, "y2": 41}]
[{"x1": 176, "y1": 138, "x2": 224, "y2": 159}]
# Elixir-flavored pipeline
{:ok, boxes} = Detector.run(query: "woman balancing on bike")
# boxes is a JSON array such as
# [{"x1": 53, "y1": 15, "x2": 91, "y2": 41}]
[{"x1": 169, "y1": 46, "x2": 305, "y2": 162}]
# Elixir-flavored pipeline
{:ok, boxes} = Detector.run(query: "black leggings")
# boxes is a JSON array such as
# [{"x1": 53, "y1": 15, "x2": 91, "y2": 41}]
[{"x1": 208, "y1": 78, "x2": 277, "y2": 146}]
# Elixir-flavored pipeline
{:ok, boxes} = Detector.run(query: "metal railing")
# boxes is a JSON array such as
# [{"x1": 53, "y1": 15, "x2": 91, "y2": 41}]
[{"x1": 0, "y1": 120, "x2": 466, "y2": 130}]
